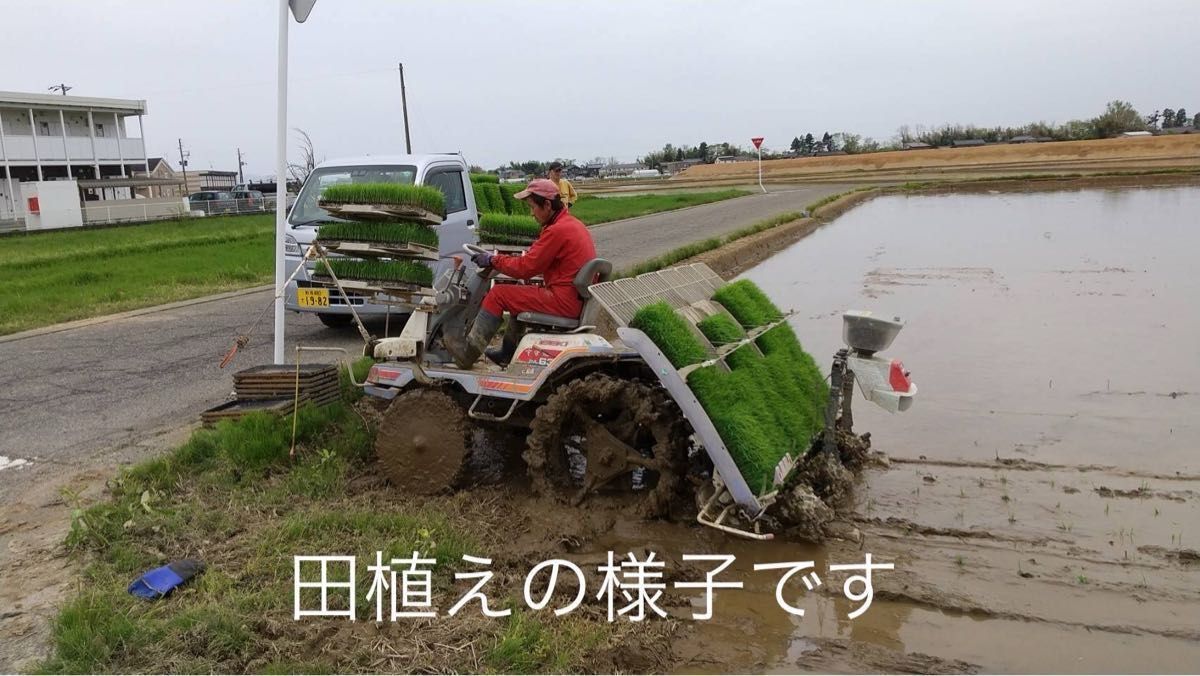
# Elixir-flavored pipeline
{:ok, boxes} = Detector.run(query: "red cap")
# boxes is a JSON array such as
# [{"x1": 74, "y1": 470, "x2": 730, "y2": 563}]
[{"x1": 513, "y1": 178, "x2": 560, "y2": 200}]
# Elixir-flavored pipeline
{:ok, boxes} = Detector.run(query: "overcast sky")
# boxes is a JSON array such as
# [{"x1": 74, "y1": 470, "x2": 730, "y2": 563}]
[{"x1": 3, "y1": 0, "x2": 1197, "y2": 177}]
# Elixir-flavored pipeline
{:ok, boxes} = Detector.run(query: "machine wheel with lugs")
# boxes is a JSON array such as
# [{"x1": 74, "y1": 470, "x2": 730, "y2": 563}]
[{"x1": 523, "y1": 373, "x2": 692, "y2": 516}]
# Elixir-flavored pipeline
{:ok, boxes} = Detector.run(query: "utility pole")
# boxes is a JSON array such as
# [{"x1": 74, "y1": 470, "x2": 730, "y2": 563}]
[
  {"x1": 48, "y1": 83, "x2": 72, "y2": 95},
  {"x1": 398, "y1": 62, "x2": 412, "y2": 153},
  {"x1": 178, "y1": 138, "x2": 190, "y2": 196},
  {"x1": 237, "y1": 147, "x2": 246, "y2": 185}
]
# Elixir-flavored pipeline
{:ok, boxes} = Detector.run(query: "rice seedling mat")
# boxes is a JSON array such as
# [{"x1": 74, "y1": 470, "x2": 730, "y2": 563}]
[
  {"x1": 318, "y1": 240, "x2": 439, "y2": 260},
  {"x1": 318, "y1": 202, "x2": 443, "y2": 225}
]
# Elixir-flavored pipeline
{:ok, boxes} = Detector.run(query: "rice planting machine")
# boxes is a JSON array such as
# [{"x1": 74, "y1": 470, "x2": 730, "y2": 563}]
[{"x1": 348, "y1": 251, "x2": 917, "y2": 539}]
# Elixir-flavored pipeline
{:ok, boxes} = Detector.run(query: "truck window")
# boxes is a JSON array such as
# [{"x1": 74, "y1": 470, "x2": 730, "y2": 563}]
[
  {"x1": 425, "y1": 168, "x2": 467, "y2": 214},
  {"x1": 288, "y1": 164, "x2": 418, "y2": 225}
]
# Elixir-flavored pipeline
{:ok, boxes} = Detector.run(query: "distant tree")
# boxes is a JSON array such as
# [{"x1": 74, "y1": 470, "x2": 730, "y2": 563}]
[
  {"x1": 1092, "y1": 100, "x2": 1145, "y2": 138},
  {"x1": 1194, "y1": 112, "x2": 1200, "y2": 129},
  {"x1": 698, "y1": 141, "x2": 709, "y2": 162},
  {"x1": 675, "y1": 148, "x2": 684, "y2": 162},
  {"x1": 468, "y1": 164, "x2": 485, "y2": 173},
  {"x1": 837, "y1": 133, "x2": 863, "y2": 153},
  {"x1": 1145, "y1": 110, "x2": 1161, "y2": 128},
  {"x1": 790, "y1": 136, "x2": 801, "y2": 153},
  {"x1": 821, "y1": 132, "x2": 833, "y2": 152},
  {"x1": 803, "y1": 133, "x2": 815, "y2": 154},
  {"x1": 287, "y1": 128, "x2": 319, "y2": 184},
  {"x1": 1161, "y1": 108, "x2": 1175, "y2": 129},
  {"x1": 1174, "y1": 108, "x2": 1187, "y2": 128}
]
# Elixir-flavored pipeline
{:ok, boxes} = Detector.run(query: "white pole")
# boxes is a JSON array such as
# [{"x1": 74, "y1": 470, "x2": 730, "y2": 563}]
[
  {"x1": 757, "y1": 146, "x2": 765, "y2": 193},
  {"x1": 28, "y1": 108, "x2": 42, "y2": 181},
  {"x1": 273, "y1": 0, "x2": 289, "y2": 364},
  {"x1": 58, "y1": 110, "x2": 72, "y2": 177}
]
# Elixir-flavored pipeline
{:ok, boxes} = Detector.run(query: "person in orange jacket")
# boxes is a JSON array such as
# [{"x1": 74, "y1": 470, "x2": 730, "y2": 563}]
[{"x1": 444, "y1": 179, "x2": 597, "y2": 368}]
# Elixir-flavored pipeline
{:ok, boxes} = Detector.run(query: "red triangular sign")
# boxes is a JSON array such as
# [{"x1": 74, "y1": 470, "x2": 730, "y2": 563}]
[{"x1": 751, "y1": 137, "x2": 764, "y2": 149}]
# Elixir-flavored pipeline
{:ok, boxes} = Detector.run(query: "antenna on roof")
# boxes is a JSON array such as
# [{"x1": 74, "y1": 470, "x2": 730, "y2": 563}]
[{"x1": 48, "y1": 83, "x2": 73, "y2": 96}]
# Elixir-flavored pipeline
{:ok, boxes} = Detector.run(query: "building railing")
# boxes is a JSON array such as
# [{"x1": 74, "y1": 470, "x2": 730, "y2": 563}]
[{"x1": 0, "y1": 134, "x2": 146, "y2": 162}]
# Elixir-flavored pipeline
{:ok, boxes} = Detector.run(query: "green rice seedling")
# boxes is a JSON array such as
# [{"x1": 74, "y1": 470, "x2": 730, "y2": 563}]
[
  {"x1": 714, "y1": 279, "x2": 784, "y2": 327},
  {"x1": 696, "y1": 313, "x2": 745, "y2": 345},
  {"x1": 500, "y1": 183, "x2": 531, "y2": 215},
  {"x1": 316, "y1": 259, "x2": 432, "y2": 287},
  {"x1": 629, "y1": 302, "x2": 708, "y2": 368},
  {"x1": 314, "y1": 221, "x2": 438, "y2": 248},
  {"x1": 469, "y1": 173, "x2": 499, "y2": 184},
  {"x1": 473, "y1": 184, "x2": 505, "y2": 215},
  {"x1": 479, "y1": 213, "x2": 541, "y2": 242},
  {"x1": 481, "y1": 183, "x2": 506, "y2": 214},
  {"x1": 631, "y1": 280, "x2": 828, "y2": 494},
  {"x1": 319, "y1": 183, "x2": 445, "y2": 216}
]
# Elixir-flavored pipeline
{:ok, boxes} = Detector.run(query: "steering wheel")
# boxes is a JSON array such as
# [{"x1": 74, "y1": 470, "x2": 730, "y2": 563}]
[{"x1": 462, "y1": 243, "x2": 488, "y2": 256}]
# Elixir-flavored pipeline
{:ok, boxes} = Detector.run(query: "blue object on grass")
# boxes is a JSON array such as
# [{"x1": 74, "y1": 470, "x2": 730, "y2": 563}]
[{"x1": 128, "y1": 559, "x2": 205, "y2": 599}]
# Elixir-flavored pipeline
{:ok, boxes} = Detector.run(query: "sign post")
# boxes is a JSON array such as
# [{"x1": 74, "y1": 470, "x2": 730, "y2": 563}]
[
  {"x1": 751, "y1": 136, "x2": 765, "y2": 193},
  {"x1": 274, "y1": 0, "x2": 318, "y2": 364}
]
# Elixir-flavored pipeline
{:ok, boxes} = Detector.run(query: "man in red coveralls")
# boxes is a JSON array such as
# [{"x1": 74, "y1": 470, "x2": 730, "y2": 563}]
[{"x1": 444, "y1": 178, "x2": 597, "y2": 368}]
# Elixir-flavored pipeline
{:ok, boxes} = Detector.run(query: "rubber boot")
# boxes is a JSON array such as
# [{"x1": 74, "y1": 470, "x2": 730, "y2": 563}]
[
  {"x1": 485, "y1": 319, "x2": 524, "y2": 367},
  {"x1": 444, "y1": 310, "x2": 501, "y2": 369}
]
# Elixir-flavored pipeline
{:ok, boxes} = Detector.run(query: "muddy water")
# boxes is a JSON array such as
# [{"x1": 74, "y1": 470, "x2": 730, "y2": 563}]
[{"x1": 662, "y1": 187, "x2": 1200, "y2": 673}]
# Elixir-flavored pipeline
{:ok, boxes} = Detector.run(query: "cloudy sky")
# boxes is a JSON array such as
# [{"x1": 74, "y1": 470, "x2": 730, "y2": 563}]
[{"x1": 4, "y1": 0, "x2": 1197, "y2": 176}]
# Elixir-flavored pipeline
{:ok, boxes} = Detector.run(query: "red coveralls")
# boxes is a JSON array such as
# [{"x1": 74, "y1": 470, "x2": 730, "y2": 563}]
[{"x1": 483, "y1": 209, "x2": 597, "y2": 319}]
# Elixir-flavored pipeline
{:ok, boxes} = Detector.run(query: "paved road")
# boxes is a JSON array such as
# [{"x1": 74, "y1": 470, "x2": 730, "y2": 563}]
[{"x1": 0, "y1": 184, "x2": 855, "y2": 495}]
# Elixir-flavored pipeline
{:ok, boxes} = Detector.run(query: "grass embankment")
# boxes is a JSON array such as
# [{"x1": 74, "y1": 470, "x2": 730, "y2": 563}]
[
  {"x1": 629, "y1": 280, "x2": 827, "y2": 493},
  {"x1": 0, "y1": 214, "x2": 274, "y2": 336},
  {"x1": 41, "y1": 361, "x2": 612, "y2": 673}
]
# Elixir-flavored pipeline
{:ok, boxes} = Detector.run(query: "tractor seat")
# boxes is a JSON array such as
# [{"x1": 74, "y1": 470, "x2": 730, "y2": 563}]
[
  {"x1": 515, "y1": 311, "x2": 579, "y2": 329},
  {"x1": 515, "y1": 258, "x2": 612, "y2": 331}
]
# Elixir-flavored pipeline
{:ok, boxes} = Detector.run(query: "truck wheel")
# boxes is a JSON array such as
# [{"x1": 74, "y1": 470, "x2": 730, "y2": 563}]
[{"x1": 317, "y1": 313, "x2": 353, "y2": 328}]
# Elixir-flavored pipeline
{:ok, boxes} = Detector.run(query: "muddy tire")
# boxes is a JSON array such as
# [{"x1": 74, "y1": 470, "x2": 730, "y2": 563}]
[
  {"x1": 523, "y1": 373, "x2": 690, "y2": 517},
  {"x1": 375, "y1": 389, "x2": 473, "y2": 494}
]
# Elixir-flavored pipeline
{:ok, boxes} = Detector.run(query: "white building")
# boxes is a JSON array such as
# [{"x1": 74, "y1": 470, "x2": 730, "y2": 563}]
[{"x1": 0, "y1": 90, "x2": 183, "y2": 228}]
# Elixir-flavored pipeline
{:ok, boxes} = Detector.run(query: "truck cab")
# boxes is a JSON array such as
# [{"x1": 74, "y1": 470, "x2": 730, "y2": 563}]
[{"x1": 283, "y1": 154, "x2": 479, "y2": 327}]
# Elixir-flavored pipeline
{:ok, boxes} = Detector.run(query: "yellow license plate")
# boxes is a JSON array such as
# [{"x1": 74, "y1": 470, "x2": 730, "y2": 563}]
[{"x1": 297, "y1": 288, "x2": 330, "y2": 308}]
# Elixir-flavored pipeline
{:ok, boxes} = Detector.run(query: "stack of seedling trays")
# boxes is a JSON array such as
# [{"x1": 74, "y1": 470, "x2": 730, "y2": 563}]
[
  {"x1": 200, "y1": 364, "x2": 340, "y2": 426},
  {"x1": 311, "y1": 183, "x2": 446, "y2": 305},
  {"x1": 629, "y1": 279, "x2": 828, "y2": 494},
  {"x1": 477, "y1": 213, "x2": 541, "y2": 254}
]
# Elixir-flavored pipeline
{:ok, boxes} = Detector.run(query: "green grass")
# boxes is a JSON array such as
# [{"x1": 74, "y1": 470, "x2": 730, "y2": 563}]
[
  {"x1": 0, "y1": 214, "x2": 274, "y2": 336},
  {"x1": 473, "y1": 183, "x2": 503, "y2": 215},
  {"x1": 469, "y1": 172, "x2": 499, "y2": 184},
  {"x1": 630, "y1": 281, "x2": 827, "y2": 494},
  {"x1": 316, "y1": 259, "x2": 433, "y2": 287},
  {"x1": 319, "y1": 183, "x2": 446, "y2": 216},
  {"x1": 569, "y1": 189, "x2": 749, "y2": 224},
  {"x1": 41, "y1": 355, "x2": 626, "y2": 673},
  {"x1": 485, "y1": 612, "x2": 605, "y2": 673},
  {"x1": 314, "y1": 221, "x2": 438, "y2": 248}
]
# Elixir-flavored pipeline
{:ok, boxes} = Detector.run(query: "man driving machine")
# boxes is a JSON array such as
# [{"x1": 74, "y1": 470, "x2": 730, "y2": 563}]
[{"x1": 444, "y1": 178, "x2": 597, "y2": 368}]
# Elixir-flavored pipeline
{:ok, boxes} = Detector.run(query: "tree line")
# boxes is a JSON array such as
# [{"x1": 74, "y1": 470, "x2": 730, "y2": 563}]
[{"x1": 491, "y1": 100, "x2": 1197, "y2": 173}]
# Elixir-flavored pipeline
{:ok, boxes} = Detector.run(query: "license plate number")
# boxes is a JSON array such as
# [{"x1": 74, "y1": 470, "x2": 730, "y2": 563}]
[{"x1": 297, "y1": 288, "x2": 330, "y2": 308}]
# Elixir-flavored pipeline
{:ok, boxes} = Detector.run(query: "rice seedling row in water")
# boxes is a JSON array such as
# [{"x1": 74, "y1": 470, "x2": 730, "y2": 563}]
[
  {"x1": 629, "y1": 280, "x2": 826, "y2": 494},
  {"x1": 319, "y1": 183, "x2": 445, "y2": 216},
  {"x1": 315, "y1": 221, "x2": 438, "y2": 248},
  {"x1": 316, "y1": 259, "x2": 433, "y2": 287}
]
